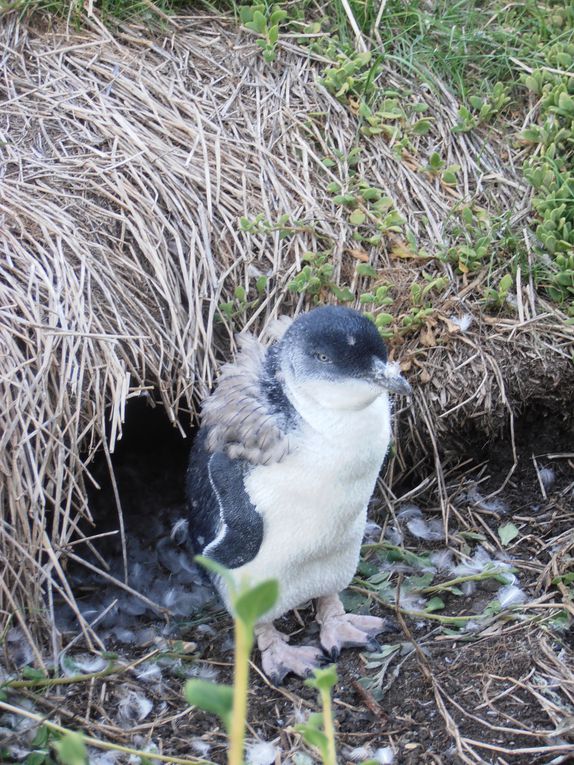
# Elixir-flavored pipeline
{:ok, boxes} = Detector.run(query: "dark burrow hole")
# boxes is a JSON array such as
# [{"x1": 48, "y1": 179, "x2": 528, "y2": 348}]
[{"x1": 55, "y1": 397, "x2": 221, "y2": 646}]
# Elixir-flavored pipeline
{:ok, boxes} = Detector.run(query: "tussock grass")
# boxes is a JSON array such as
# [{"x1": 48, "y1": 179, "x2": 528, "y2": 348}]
[{"x1": 1, "y1": 4, "x2": 573, "y2": 659}]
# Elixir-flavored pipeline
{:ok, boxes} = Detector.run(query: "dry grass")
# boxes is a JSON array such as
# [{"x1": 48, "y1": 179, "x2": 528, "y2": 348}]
[{"x1": 0, "y1": 9, "x2": 573, "y2": 762}]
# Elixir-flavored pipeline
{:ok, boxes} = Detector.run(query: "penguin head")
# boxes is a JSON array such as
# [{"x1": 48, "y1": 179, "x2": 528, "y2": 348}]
[{"x1": 277, "y1": 306, "x2": 411, "y2": 411}]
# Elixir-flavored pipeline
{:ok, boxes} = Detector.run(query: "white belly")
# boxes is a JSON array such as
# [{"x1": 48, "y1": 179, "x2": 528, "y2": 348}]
[{"x1": 228, "y1": 393, "x2": 391, "y2": 621}]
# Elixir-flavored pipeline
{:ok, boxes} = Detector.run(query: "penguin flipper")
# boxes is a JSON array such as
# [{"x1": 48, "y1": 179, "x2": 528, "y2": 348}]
[{"x1": 188, "y1": 444, "x2": 263, "y2": 570}]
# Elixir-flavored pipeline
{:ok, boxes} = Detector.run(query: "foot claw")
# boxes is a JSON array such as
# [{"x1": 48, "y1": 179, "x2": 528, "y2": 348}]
[
  {"x1": 257, "y1": 625, "x2": 323, "y2": 683},
  {"x1": 317, "y1": 597, "x2": 390, "y2": 658}
]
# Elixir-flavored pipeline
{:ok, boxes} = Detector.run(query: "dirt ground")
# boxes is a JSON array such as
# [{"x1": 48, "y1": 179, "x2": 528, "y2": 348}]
[{"x1": 2, "y1": 400, "x2": 573, "y2": 765}]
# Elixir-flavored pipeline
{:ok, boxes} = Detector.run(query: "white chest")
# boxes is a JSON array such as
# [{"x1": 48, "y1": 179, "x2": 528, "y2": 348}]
[{"x1": 230, "y1": 393, "x2": 391, "y2": 617}]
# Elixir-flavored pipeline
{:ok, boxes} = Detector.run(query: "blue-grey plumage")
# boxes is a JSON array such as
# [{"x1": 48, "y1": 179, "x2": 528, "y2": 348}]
[{"x1": 186, "y1": 305, "x2": 411, "y2": 683}]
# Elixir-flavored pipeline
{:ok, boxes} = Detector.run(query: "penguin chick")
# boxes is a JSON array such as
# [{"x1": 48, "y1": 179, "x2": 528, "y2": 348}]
[{"x1": 187, "y1": 305, "x2": 411, "y2": 683}]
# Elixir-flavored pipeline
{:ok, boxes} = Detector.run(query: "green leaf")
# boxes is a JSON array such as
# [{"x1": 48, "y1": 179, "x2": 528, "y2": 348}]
[
  {"x1": 412, "y1": 118, "x2": 432, "y2": 135},
  {"x1": 31, "y1": 725, "x2": 50, "y2": 747},
  {"x1": 268, "y1": 24, "x2": 279, "y2": 45},
  {"x1": 362, "y1": 187, "x2": 381, "y2": 201},
  {"x1": 297, "y1": 723, "x2": 327, "y2": 749},
  {"x1": 255, "y1": 275, "x2": 268, "y2": 294},
  {"x1": 305, "y1": 664, "x2": 337, "y2": 692},
  {"x1": 330, "y1": 285, "x2": 354, "y2": 302},
  {"x1": 21, "y1": 667, "x2": 47, "y2": 680},
  {"x1": 24, "y1": 754, "x2": 49, "y2": 765},
  {"x1": 375, "y1": 312, "x2": 393, "y2": 326},
  {"x1": 251, "y1": 10, "x2": 267, "y2": 34},
  {"x1": 184, "y1": 679, "x2": 233, "y2": 731},
  {"x1": 498, "y1": 273, "x2": 513, "y2": 295},
  {"x1": 234, "y1": 579, "x2": 279, "y2": 625},
  {"x1": 234, "y1": 285, "x2": 246, "y2": 301},
  {"x1": 425, "y1": 597, "x2": 445, "y2": 612},
  {"x1": 498, "y1": 523, "x2": 519, "y2": 547},
  {"x1": 53, "y1": 731, "x2": 87, "y2": 765},
  {"x1": 356, "y1": 263, "x2": 378, "y2": 277},
  {"x1": 442, "y1": 169, "x2": 458, "y2": 185},
  {"x1": 239, "y1": 5, "x2": 255, "y2": 23},
  {"x1": 349, "y1": 210, "x2": 366, "y2": 225},
  {"x1": 270, "y1": 8, "x2": 288, "y2": 24}
]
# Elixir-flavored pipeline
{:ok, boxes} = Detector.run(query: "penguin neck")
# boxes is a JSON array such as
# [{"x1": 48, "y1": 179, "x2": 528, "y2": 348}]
[{"x1": 281, "y1": 368, "x2": 389, "y2": 438}]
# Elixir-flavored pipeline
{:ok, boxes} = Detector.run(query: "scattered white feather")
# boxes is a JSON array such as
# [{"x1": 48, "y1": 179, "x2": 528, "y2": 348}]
[
  {"x1": 384, "y1": 360, "x2": 402, "y2": 378},
  {"x1": 363, "y1": 521, "x2": 383, "y2": 544},
  {"x1": 88, "y1": 750, "x2": 121, "y2": 765},
  {"x1": 171, "y1": 518, "x2": 189, "y2": 544},
  {"x1": 136, "y1": 662, "x2": 163, "y2": 684},
  {"x1": 61, "y1": 653, "x2": 108, "y2": 676},
  {"x1": 461, "y1": 581, "x2": 476, "y2": 596},
  {"x1": 383, "y1": 525, "x2": 403, "y2": 546},
  {"x1": 112, "y1": 627, "x2": 135, "y2": 644},
  {"x1": 497, "y1": 584, "x2": 527, "y2": 608},
  {"x1": 539, "y1": 467, "x2": 556, "y2": 491},
  {"x1": 6, "y1": 628, "x2": 34, "y2": 667},
  {"x1": 191, "y1": 738, "x2": 212, "y2": 758},
  {"x1": 466, "y1": 487, "x2": 509, "y2": 514},
  {"x1": 430, "y1": 549, "x2": 453, "y2": 572},
  {"x1": 292, "y1": 707, "x2": 307, "y2": 725},
  {"x1": 292, "y1": 754, "x2": 314, "y2": 765},
  {"x1": 407, "y1": 516, "x2": 444, "y2": 541},
  {"x1": 398, "y1": 591, "x2": 427, "y2": 611},
  {"x1": 2, "y1": 745, "x2": 34, "y2": 760},
  {"x1": 374, "y1": 746, "x2": 395, "y2": 764},
  {"x1": 451, "y1": 545, "x2": 512, "y2": 577},
  {"x1": 397, "y1": 504, "x2": 423, "y2": 521},
  {"x1": 246, "y1": 740, "x2": 279, "y2": 765},
  {"x1": 347, "y1": 746, "x2": 371, "y2": 761},
  {"x1": 463, "y1": 620, "x2": 482, "y2": 633},
  {"x1": 128, "y1": 738, "x2": 159, "y2": 765},
  {"x1": 117, "y1": 690, "x2": 153, "y2": 726},
  {"x1": 184, "y1": 662, "x2": 220, "y2": 681},
  {"x1": 449, "y1": 313, "x2": 473, "y2": 332},
  {"x1": 134, "y1": 627, "x2": 159, "y2": 646}
]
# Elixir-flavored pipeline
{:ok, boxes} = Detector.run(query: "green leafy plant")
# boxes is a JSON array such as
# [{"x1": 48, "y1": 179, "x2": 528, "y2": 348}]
[
  {"x1": 319, "y1": 50, "x2": 380, "y2": 103},
  {"x1": 218, "y1": 278, "x2": 268, "y2": 323},
  {"x1": 239, "y1": 4, "x2": 288, "y2": 62},
  {"x1": 483, "y1": 273, "x2": 514, "y2": 309},
  {"x1": 185, "y1": 557, "x2": 279, "y2": 765},
  {"x1": 295, "y1": 665, "x2": 338, "y2": 765},
  {"x1": 287, "y1": 251, "x2": 354, "y2": 303}
]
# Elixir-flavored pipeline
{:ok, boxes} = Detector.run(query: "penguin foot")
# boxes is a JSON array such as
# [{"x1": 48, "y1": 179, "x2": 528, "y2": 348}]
[
  {"x1": 255, "y1": 623, "x2": 324, "y2": 685},
  {"x1": 316, "y1": 593, "x2": 387, "y2": 660}
]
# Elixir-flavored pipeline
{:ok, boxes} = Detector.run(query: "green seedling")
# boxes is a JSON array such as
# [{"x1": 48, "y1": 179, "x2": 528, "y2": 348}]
[
  {"x1": 185, "y1": 557, "x2": 278, "y2": 765},
  {"x1": 483, "y1": 273, "x2": 514, "y2": 309},
  {"x1": 295, "y1": 665, "x2": 338, "y2": 765},
  {"x1": 218, "y1": 278, "x2": 268, "y2": 324},
  {"x1": 239, "y1": 213, "x2": 308, "y2": 238},
  {"x1": 287, "y1": 251, "x2": 354, "y2": 303},
  {"x1": 239, "y1": 4, "x2": 288, "y2": 62},
  {"x1": 319, "y1": 50, "x2": 380, "y2": 103}
]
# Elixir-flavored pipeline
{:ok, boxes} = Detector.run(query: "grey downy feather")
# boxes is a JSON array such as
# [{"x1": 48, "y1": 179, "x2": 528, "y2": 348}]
[{"x1": 201, "y1": 322, "x2": 293, "y2": 465}]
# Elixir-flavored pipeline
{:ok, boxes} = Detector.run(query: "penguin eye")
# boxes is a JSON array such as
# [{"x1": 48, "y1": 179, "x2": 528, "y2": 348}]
[{"x1": 313, "y1": 351, "x2": 331, "y2": 363}]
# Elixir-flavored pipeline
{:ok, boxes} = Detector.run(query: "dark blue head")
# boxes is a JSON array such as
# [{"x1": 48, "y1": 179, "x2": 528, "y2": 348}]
[{"x1": 277, "y1": 306, "x2": 410, "y2": 411}]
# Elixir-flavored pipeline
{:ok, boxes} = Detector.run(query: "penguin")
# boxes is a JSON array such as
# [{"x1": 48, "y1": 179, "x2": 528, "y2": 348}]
[{"x1": 186, "y1": 305, "x2": 411, "y2": 683}]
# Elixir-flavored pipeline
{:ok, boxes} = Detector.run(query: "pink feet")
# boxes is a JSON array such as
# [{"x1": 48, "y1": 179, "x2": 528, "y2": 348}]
[
  {"x1": 255, "y1": 623, "x2": 325, "y2": 685},
  {"x1": 255, "y1": 594, "x2": 388, "y2": 683},
  {"x1": 316, "y1": 594, "x2": 387, "y2": 660}
]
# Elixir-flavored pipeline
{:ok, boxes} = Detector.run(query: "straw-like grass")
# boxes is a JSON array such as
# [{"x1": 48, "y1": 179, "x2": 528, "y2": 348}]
[{"x1": 1, "y1": 8, "x2": 573, "y2": 669}]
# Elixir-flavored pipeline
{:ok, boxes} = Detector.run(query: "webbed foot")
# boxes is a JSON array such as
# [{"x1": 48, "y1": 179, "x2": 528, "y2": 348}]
[
  {"x1": 255, "y1": 623, "x2": 325, "y2": 685},
  {"x1": 316, "y1": 593, "x2": 388, "y2": 660}
]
